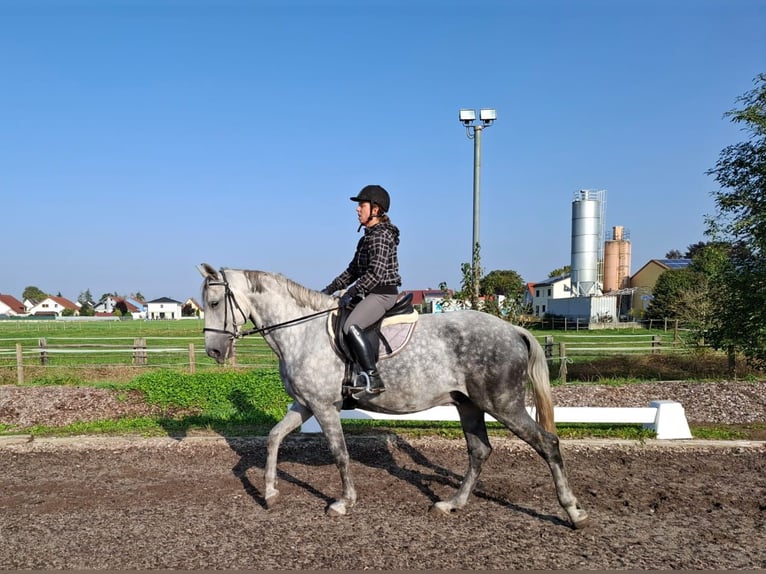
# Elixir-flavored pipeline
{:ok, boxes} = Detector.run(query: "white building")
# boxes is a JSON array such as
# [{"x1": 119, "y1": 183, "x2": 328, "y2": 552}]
[
  {"x1": 146, "y1": 297, "x2": 183, "y2": 320},
  {"x1": 531, "y1": 274, "x2": 571, "y2": 317}
]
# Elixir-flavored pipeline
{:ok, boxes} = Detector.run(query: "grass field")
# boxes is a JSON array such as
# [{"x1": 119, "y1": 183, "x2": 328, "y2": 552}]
[
  {"x1": 1, "y1": 318, "x2": 762, "y2": 440},
  {"x1": 0, "y1": 318, "x2": 756, "y2": 385}
]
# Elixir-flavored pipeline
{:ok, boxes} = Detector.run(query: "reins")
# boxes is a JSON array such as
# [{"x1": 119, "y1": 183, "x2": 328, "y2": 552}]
[{"x1": 203, "y1": 270, "x2": 338, "y2": 339}]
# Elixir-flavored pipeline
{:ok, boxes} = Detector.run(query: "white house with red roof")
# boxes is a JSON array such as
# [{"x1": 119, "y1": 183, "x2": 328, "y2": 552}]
[
  {"x1": 0, "y1": 294, "x2": 26, "y2": 316},
  {"x1": 26, "y1": 295, "x2": 80, "y2": 317}
]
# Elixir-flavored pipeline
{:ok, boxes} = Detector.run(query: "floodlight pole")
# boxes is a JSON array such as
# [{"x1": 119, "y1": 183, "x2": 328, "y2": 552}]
[
  {"x1": 471, "y1": 124, "x2": 483, "y2": 303},
  {"x1": 459, "y1": 109, "x2": 496, "y2": 305}
]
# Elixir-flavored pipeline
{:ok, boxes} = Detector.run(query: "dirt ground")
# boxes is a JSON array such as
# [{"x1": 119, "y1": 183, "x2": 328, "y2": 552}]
[{"x1": 1, "y1": 433, "x2": 764, "y2": 570}]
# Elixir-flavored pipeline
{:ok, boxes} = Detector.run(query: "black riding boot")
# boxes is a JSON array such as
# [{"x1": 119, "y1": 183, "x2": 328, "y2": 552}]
[{"x1": 345, "y1": 325, "x2": 385, "y2": 394}]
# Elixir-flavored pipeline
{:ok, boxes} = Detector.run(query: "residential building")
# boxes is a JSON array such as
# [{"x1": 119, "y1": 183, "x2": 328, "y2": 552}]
[
  {"x1": 530, "y1": 274, "x2": 571, "y2": 317},
  {"x1": 630, "y1": 259, "x2": 692, "y2": 315},
  {"x1": 27, "y1": 296, "x2": 80, "y2": 317},
  {"x1": 183, "y1": 297, "x2": 204, "y2": 318},
  {"x1": 0, "y1": 294, "x2": 26, "y2": 316},
  {"x1": 146, "y1": 297, "x2": 183, "y2": 320}
]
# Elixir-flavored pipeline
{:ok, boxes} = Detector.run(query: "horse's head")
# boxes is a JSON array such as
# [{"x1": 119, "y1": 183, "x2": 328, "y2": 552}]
[{"x1": 198, "y1": 263, "x2": 249, "y2": 364}]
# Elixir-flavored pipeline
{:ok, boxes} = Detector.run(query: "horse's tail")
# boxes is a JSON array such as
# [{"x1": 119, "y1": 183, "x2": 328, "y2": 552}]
[{"x1": 517, "y1": 327, "x2": 556, "y2": 434}]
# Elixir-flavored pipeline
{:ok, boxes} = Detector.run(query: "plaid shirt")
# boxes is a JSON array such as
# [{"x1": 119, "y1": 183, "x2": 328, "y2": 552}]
[{"x1": 324, "y1": 222, "x2": 401, "y2": 296}]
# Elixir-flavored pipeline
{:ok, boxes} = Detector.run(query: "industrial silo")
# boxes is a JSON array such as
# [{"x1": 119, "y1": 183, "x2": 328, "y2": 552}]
[
  {"x1": 570, "y1": 189, "x2": 605, "y2": 297},
  {"x1": 603, "y1": 225, "x2": 632, "y2": 292}
]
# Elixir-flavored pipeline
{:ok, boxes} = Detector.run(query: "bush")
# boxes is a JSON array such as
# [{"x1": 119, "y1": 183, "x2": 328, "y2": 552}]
[{"x1": 125, "y1": 368, "x2": 292, "y2": 424}]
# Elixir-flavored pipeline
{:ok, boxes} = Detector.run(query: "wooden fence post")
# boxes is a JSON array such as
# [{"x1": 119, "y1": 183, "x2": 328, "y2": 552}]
[
  {"x1": 188, "y1": 343, "x2": 196, "y2": 374},
  {"x1": 558, "y1": 342, "x2": 567, "y2": 383},
  {"x1": 38, "y1": 338, "x2": 48, "y2": 365},
  {"x1": 133, "y1": 338, "x2": 147, "y2": 365},
  {"x1": 16, "y1": 343, "x2": 24, "y2": 385},
  {"x1": 229, "y1": 340, "x2": 237, "y2": 366},
  {"x1": 652, "y1": 335, "x2": 661, "y2": 354},
  {"x1": 544, "y1": 335, "x2": 554, "y2": 359}
]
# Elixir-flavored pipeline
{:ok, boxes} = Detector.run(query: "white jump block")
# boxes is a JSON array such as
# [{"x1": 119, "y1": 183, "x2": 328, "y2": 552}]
[{"x1": 300, "y1": 400, "x2": 692, "y2": 440}]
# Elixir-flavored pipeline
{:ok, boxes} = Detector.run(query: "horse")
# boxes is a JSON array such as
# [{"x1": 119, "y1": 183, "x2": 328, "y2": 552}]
[{"x1": 198, "y1": 263, "x2": 589, "y2": 529}]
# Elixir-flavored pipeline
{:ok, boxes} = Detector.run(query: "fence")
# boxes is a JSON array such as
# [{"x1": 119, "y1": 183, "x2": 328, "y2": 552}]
[
  {"x1": 0, "y1": 330, "x2": 691, "y2": 385},
  {"x1": 0, "y1": 336, "x2": 278, "y2": 384}
]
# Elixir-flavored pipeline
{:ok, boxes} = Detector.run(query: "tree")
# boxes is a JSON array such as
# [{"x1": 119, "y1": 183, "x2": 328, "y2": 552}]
[
  {"x1": 78, "y1": 289, "x2": 93, "y2": 306},
  {"x1": 684, "y1": 241, "x2": 708, "y2": 259},
  {"x1": 645, "y1": 268, "x2": 705, "y2": 321},
  {"x1": 548, "y1": 265, "x2": 570, "y2": 278},
  {"x1": 22, "y1": 286, "x2": 47, "y2": 302},
  {"x1": 480, "y1": 269, "x2": 525, "y2": 299},
  {"x1": 665, "y1": 249, "x2": 683, "y2": 259},
  {"x1": 705, "y1": 73, "x2": 766, "y2": 367}
]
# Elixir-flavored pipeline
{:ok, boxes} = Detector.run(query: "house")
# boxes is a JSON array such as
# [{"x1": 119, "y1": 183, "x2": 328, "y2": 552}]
[
  {"x1": 27, "y1": 296, "x2": 80, "y2": 317},
  {"x1": 0, "y1": 294, "x2": 26, "y2": 316},
  {"x1": 630, "y1": 259, "x2": 692, "y2": 315},
  {"x1": 183, "y1": 297, "x2": 204, "y2": 318},
  {"x1": 400, "y1": 289, "x2": 456, "y2": 313},
  {"x1": 146, "y1": 297, "x2": 183, "y2": 320},
  {"x1": 94, "y1": 296, "x2": 143, "y2": 319},
  {"x1": 530, "y1": 274, "x2": 572, "y2": 317}
]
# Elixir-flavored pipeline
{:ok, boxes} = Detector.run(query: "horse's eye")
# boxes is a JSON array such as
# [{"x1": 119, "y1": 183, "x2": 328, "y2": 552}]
[{"x1": 209, "y1": 300, "x2": 219, "y2": 309}]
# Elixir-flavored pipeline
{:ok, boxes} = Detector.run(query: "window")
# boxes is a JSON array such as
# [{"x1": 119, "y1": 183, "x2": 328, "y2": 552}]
[{"x1": 547, "y1": 288, "x2": 551, "y2": 297}]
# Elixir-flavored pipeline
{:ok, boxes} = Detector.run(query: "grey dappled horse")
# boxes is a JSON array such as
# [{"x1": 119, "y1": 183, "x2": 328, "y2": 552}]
[{"x1": 199, "y1": 264, "x2": 589, "y2": 529}]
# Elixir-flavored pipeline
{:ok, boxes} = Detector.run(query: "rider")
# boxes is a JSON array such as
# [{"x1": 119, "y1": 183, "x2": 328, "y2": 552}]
[{"x1": 321, "y1": 184, "x2": 401, "y2": 394}]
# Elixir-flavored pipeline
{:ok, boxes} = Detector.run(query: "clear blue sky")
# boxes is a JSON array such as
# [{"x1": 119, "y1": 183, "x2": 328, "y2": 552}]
[{"x1": 2, "y1": 0, "x2": 764, "y2": 303}]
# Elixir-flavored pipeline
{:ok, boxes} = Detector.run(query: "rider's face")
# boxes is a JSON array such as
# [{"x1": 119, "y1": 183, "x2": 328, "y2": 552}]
[{"x1": 356, "y1": 201, "x2": 376, "y2": 226}]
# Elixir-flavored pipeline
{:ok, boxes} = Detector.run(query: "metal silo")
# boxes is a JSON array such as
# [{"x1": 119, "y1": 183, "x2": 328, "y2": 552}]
[{"x1": 570, "y1": 189, "x2": 605, "y2": 297}]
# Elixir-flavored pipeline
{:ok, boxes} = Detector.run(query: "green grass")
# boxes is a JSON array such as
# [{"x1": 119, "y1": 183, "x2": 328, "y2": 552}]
[{"x1": 1, "y1": 319, "x2": 763, "y2": 440}]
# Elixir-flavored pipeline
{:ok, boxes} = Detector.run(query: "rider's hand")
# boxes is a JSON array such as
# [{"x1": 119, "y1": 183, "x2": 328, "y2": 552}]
[
  {"x1": 339, "y1": 293, "x2": 353, "y2": 308},
  {"x1": 339, "y1": 287, "x2": 358, "y2": 308}
]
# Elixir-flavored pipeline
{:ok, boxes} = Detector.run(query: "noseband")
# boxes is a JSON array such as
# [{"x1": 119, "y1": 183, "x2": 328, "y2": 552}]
[{"x1": 202, "y1": 269, "x2": 339, "y2": 340}]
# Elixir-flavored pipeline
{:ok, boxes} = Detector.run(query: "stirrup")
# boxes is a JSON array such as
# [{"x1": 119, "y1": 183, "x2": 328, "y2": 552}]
[{"x1": 351, "y1": 371, "x2": 384, "y2": 395}]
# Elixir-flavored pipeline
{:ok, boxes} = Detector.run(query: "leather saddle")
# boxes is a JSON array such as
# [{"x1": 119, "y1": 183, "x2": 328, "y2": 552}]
[{"x1": 327, "y1": 292, "x2": 419, "y2": 366}]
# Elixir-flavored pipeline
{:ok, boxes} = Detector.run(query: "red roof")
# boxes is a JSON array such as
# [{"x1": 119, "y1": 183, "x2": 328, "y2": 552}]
[{"x1": 0, "y1": 294, "x2": 25, "y2": 314}]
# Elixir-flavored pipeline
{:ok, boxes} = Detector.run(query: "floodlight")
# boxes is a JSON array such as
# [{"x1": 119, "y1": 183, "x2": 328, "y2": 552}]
[
  {"x1": 479, "y1": 108, "x2": 497, "y2": 122},
  {"x1": 459, "y1": 109, "x2": 476, "y2": 124}
]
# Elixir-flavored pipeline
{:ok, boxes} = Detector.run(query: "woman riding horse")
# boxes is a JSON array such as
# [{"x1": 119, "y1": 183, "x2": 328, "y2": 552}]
[{"x1": 321, "y1": 184, "x2": 401, "y2": 394}]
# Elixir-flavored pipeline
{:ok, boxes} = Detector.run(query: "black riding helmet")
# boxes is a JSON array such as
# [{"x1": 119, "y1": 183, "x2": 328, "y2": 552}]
[{"x1": 350, "y1": 184, "x2": 390, "y2": 214}]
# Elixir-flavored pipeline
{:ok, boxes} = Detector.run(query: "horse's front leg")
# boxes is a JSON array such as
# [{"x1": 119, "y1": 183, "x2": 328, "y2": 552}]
[
  {"x1": 312, "y1": 406, "x2": 357, "y2": 516},
  {"x1": 264, "y1": 402, "x2": 313, "y2": 509}
]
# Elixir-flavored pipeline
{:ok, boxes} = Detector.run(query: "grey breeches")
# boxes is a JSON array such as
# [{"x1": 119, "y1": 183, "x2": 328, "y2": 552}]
[{"x1": 342, "y1": 292, "x2": 399, "y2": 335}]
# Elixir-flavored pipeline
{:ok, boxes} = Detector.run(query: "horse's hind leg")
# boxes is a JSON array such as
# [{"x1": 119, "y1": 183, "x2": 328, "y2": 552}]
[
  {"x1": 431, "y1": 401, "x2": 492, "y2": 516},
  {"x1": 264, "y1": 402, "x2": 312, "y2": 508},
  {"x1": 494, "y1": 406, "x2": 589, "y2": 529}
]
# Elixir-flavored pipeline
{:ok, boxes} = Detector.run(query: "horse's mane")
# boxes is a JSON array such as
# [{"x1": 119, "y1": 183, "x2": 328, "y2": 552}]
[{"x1": 244, "y1": 270, "x2": 333, "y2": 311}]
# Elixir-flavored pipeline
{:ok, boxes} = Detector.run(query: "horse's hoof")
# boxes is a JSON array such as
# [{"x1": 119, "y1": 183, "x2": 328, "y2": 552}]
[
  {"x1": 429, "y1": 501, "x2": 455, "y2": 516},
  {"x1": 570, "y1": 510, "x2": 591, "y2": 529},
  {"x1": 326, "y1": 500, "x2": 348, "y2": 516},
  {"x1": 265, "y1": 492, "x2": 280, "y2": 509}
]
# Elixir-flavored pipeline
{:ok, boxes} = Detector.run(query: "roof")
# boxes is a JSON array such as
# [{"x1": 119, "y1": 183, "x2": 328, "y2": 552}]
[
  {"x1": 146, "y1": 297, "x2": 183, "y2": 304},
  {"x1": 532, "y1": 273, "x2": 570, "y2": 287},
  {"x1": 47, "y1": 296, "x2": 79, "y2": 310},
  {"x1": 632, "y1": 258, "x2": 693, "y2": 278},
  {"x1": 655, "y1": 258, "x2": 692, "y2": 269},
  {"x1": 0, "y1": 294, "x2": 25, "y2": 314},
  {"x1": 400, "y1": 289, "x2": 452, "y2": 306}
]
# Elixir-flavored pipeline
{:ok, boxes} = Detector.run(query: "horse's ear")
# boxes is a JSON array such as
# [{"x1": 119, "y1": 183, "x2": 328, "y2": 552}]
[{"x1": 197, "y1": 263, "x2": 219, "y2": 280}]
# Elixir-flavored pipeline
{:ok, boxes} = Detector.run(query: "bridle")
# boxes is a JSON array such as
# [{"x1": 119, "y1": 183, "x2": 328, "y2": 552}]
[{"x1": 202, "y1": 269, "x2": 338, "y2": 340}]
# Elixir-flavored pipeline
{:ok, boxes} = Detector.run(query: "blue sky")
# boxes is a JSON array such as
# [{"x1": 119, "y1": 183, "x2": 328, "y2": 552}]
[{"x1": 2, "y1": 0, "x2": 764, "y2": 303}]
